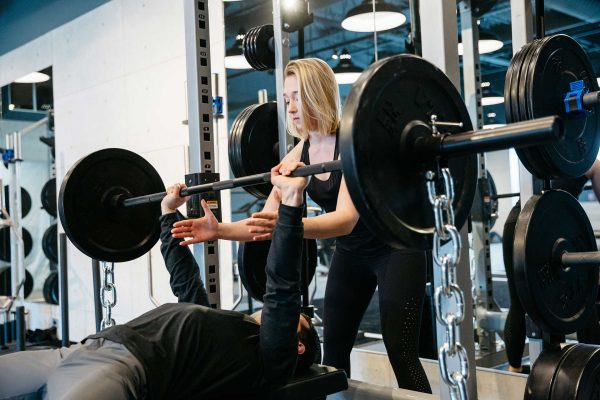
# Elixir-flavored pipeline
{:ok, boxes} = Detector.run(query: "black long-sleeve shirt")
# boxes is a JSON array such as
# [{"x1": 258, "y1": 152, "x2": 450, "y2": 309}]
[{"x1": 88, "y1": 205, "x2": 305, "y2": 399}]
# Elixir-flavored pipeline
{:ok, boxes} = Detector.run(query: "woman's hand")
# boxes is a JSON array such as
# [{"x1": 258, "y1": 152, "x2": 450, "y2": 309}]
[
  {"x1": 245, "y1": 188, "x2": 281, "y2": 240},
  {"x1": 246, "y1": 211, "x2": 278, "y2": 240},
  {"x1": 171, "y1": 200, "x2": 219, "y2": 245}
]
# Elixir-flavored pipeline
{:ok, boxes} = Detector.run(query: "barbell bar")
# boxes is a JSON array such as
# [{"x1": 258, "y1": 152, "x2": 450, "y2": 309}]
[
  {"x1": 560, "y1": 251, "x2": 600, "y2": 268},
  {"x1": 119, "y1": 116, "x2": 560, "y2": 209},
  {"x1": 121, "y1": 160, "x2": 343, "y2": 207}
]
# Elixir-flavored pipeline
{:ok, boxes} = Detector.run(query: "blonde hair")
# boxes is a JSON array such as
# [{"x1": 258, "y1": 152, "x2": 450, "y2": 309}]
[{"x1": 284, "y1": 58, "x2": 341, "y2": 140}]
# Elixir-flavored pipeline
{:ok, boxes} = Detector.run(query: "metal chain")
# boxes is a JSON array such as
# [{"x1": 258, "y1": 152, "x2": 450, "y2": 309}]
[
  {"x1": 100, "y1": 262, "x2": 116, "y2": 330},
  {"x1": 427, "y1": 168, "x2": 469, "y2": 400}
]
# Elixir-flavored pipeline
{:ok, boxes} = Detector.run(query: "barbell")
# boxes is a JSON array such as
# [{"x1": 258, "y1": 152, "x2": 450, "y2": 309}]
[
  {"x1": 58, "y1": 51, "x2": 595, "y2": 263},
  {"x1": 513, "y1": 189, "x2": 599, "y2": 335},
  {"x1": 505, "y1": 34, "x2": 600, "y2": 179}
]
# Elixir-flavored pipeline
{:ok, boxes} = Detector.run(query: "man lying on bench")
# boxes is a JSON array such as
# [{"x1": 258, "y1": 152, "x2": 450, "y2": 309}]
[{"x1": 0, "y1": 162, "x2": 322, "y2": 400}]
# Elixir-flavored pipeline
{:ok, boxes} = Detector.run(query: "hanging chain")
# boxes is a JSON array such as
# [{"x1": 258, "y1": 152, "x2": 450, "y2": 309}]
[
  {"x1": 427, "y1": 168, "x2": 469, "y2": 400},
  {"x1": 100, "y1": 262, "x2": 117, "y2": 330}
]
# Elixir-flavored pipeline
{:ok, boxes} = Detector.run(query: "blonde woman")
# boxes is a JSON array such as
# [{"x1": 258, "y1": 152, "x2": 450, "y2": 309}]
[{"x1": 171, "y1": 58, "x2": 431, "y2": 393}]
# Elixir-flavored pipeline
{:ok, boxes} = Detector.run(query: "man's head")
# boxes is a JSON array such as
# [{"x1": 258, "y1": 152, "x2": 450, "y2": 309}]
[{"x1": 296, "y1": 313, "x2": 321, "y2": 372}]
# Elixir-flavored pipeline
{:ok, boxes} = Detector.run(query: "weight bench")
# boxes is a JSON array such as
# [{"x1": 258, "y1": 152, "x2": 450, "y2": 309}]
[{"x1": 244, "y1": 364, "x2": 348, "y2": 400}]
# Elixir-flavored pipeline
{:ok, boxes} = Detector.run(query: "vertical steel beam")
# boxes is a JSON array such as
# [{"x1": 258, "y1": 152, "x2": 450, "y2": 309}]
[
  {"x1": 273, "y1": 0, "x2": 293, "y2": 160},
  {"x1": 460, "y1": 0, "x2": 496, "y2": 354},
  {"x1": 184, "y1": 0, "x2": 221, "y2": 308}
]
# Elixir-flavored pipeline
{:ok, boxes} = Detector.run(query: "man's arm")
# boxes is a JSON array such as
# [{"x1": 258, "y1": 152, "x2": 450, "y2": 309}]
[
  {"x1": 159, "y1": 184, "x2": 209, "y2": 306},
  {"x1": 259, "y1": 163, "x2": 308, "y2": 386}
]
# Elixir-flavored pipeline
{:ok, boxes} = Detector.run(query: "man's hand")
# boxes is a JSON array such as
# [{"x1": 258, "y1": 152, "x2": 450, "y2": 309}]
[
  {"x1": 271, "y1": 162, "x2": 309, "y2": 207},
  {"x1": 161, "y1": 183, "x2": 190, "y2": 215},
  {"x1": 171, "y1": 200, "x2": 219, "y2": 246}
]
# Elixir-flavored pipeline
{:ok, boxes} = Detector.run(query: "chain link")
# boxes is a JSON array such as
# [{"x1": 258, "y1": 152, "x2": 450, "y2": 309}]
[
  {"x1": 100, "y1": 262, "x2": 116, "y2": 330},
  {"x1": 427, "y1": 168, "x2": 469, "y2": 400}
]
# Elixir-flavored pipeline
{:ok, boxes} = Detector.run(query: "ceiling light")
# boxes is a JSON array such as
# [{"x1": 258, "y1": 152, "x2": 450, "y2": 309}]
[
  {"x1": 225, "y1": 29, "x2": 252, "y2": 70},
  {"x1": 341, "y1": 0, "x2": 406, "y2": 32},
  {"x1": 481, "y1": 81, "x2": 491, "y2": 88},
  {"x1": 333, "y1": 48, "x2": 363, "y2": 85},
  {"x1": 482, "y1": 96, "x2": 504, "y2": 106},
  {"x1": 8, "y1": 104, "x2": 15, "y2": 110},
  {"x1": 14, "y1": 72, "x2": 50, "y2": 84},
  {"x1": 597, "y1": 77, "x2": 600, "y2": 86},
  {"x1": 458, "y1": 32, "x2": 503, "y2": 55},
  {"x1": 487, "y1": 112, "x2": 496, "y2": 118}
]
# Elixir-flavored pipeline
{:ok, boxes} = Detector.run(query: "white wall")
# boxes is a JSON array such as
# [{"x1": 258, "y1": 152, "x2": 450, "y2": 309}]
[{"x1": 0, "y1": 0, "x2": 232, "y2": 340}]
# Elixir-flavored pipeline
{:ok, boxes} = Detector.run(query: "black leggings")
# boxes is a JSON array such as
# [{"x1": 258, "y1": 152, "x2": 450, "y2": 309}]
[
  {"x1": 503, "y1": 203, "x2": 600, "y2": 368},
  {"x1": 322, "y1": 249, "x2": 431, "y2": 393}
]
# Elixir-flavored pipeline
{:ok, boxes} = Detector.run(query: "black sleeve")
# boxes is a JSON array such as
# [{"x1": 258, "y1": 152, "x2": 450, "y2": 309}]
[
  {"x1": 159, "y1": 212, "x2": 210, "y2": 307},
  {"x1": 259, "y1": 204, "x2": 305, "y2": 387}
]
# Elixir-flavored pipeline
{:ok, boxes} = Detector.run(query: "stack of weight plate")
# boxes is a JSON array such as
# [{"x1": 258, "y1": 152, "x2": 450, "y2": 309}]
[
  {"x1": 228, "y1": 102, "x2": 280, "y2": 199},
  {"x1": 504, "y1": 34, "x2": 600, "y2": 179},
  {"x1": 242, "y1": 24, "x2": 275, "y2": 71}
]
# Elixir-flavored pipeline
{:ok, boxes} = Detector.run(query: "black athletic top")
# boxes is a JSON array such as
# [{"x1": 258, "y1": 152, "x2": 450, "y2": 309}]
[
  {"x1": 300, "y1": 133, "x2": 394, "y2": 256},
  {"x1": 88, "y1": 205, "x2": 305, "y2": 400}
]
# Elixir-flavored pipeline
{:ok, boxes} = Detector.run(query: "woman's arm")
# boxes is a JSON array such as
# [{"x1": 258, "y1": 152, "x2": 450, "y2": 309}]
[
  {"x1": 302, "y1": 176, "x2": 359, "y2": 239},
  {"x1": 172, "y1": 141, "x2": 305, "y2": 244}
]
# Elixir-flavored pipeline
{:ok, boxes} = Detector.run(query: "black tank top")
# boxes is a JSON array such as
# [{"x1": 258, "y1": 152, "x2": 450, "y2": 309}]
[{"x1": 300, "y1": 132, "x2": 394, "y2": 256}]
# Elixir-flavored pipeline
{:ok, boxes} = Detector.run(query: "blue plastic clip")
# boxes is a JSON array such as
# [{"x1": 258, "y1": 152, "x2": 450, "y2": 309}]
[
  {"x1": 2, "y1": 149, "x2": 14, "y2": 163},
  {"x1": 564, "y1": 79, "x2": 589, "y2": 117},
  {"x1": 212, "y1": 96, "x2": 223, "y2": 116}
]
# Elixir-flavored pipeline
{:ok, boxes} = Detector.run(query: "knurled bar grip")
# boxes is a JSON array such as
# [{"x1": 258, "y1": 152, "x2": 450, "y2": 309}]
[{"x1": 121, "y1": 160, "x2": 343, "y2": 208}]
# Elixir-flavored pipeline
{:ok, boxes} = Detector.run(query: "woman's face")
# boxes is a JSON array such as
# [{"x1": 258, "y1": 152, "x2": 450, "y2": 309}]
[{"x1": 284, "y1": 74, "x2": 304, "y2": 130}]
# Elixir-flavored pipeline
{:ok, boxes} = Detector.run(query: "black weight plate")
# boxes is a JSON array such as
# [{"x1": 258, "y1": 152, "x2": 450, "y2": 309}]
[
  {"x1": 229, "y1": 105, "x2": 257, "y2": 180},
  {"x1": 525, "y1": 35, "x2": 600, "y2": 179},
  {"x1": 0, "y1": 266, "x2": 34, "y2": 298},
  {"x1": 503, "y1": 47, "x2": 518, "y2": 123},
  {"x1": 514, "y1": 190, "x2": 598, "y2": 334},
  {"x1": 340, "y1": 54, "x2": 478, "y2": 250},
  {"x1": 43, "y1": 271, "x2": 59, "y2": 305},
  {"x1": 229, "y1": 105, "x2": 256, "y2": 178},
  {"x1": 231, "y1": 103, "x2": 279, "y2": 199},
  {"x1": 517, "y1": 38, "x2": 554, "y2": 177},
  {"x1": 243, "y1": 26, "x2": 261, "y2": 71},
  {"x1": 248, "y1": 26, "x2": 262, "y2": 70},
  {"x1": 518, "y1": 39, "x2": 543, "y2": 121},
  {"x1": 521, "y1": 37, "x2": 561, "y2": 178},
  {"x1": 487, "y1": 170, "x2": 499, "y2": 230},
  {"x1": 512, "y1": 41, "x2": 544, "y2": 176},
  {"x1": 42, "y1": 224, "x2": 58, "y2": 264},
  {"x1": 507, "y1": 42, "x2": 530, "y2": 124},
  {"x1": 251, "y1": 26, "x2": 267, "y2": 70},
  {"x1": 550, "y1": 344, "x2": 600, "y2": 400},
  {"x1": 238, "y1": 239, "x2": 318, "y2": 302},
  {"x1": 1, "y1": 186, "x2": 32, "y2": 219},
  {"x1": 41, "y1": 178, "x2": 57, "y2": 217},
  {"x1": 525, "y1": 345, "x2": 576, "y2": 400},
  {"x1": 59, "y1": 148, "x2": 165, "y2": 263},
  {"x1": 0, "y1": 226, "x2": 33, "y2": 262},
  {"x1": 255, "y1": 25, "x2": 275, "y2": 70}
]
